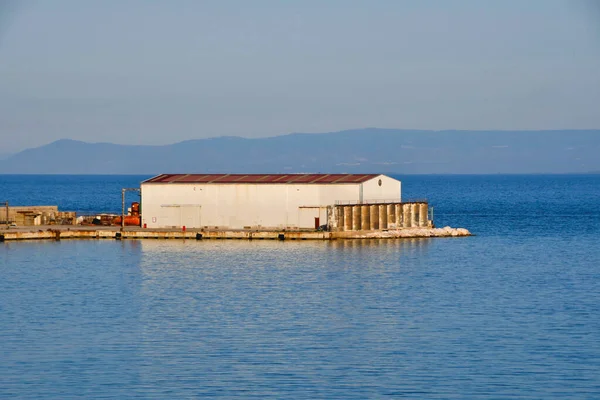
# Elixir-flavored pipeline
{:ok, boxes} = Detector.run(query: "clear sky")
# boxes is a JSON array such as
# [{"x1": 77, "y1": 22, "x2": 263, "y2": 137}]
[{"x1": 0, "y1": 0, "x2": 599, "y2": 153}]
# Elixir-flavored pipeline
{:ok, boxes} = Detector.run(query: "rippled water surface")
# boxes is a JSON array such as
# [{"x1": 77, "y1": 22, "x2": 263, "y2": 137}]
[{"x1": 1, "y1": 175, "x2": 600, "y2": 398}]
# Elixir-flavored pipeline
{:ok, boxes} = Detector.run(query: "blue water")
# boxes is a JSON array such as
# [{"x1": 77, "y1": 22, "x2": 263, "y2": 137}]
[
  {"x1": 0, "y1": 175, "x2": 150, "y2": 215},
  {"x1": 1, "y1": 174, "x2": 600, "y2": 399}
]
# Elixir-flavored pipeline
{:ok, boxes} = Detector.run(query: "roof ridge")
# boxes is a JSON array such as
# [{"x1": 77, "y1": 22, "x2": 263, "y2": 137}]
[{"x1": 142, "y1": 173, "x2": 385, "y2": 184}]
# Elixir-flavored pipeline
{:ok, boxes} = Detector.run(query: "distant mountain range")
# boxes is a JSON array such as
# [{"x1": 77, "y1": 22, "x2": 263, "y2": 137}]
[{"x1": 1, "y1": 129, "x2": 599, "y2": 174}]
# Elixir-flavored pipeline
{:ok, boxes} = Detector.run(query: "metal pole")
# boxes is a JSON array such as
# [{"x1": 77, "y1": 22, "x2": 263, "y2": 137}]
[
  {"x1": 5, "y1": 201, "x2": 8, "y2": 229},
  {"x1": 121, "y1": 189, "x2": 125, "y2": 231},
  {"x1": 121, "y1": 188, "x2": 141, "y2": 231}
]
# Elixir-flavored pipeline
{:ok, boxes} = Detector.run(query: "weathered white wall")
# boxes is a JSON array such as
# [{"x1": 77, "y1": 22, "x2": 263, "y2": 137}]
[
  {"x1": 360, "y1": 175, "x2": 402, "y2": 202},
  {"x1": 141, "y1": 175, "x2": 401, "y2": 229}
]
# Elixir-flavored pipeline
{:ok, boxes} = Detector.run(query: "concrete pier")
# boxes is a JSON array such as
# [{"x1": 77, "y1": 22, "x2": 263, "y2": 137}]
[
  {"x1": 0, "y1": 227, "x2": 332, "y2": 241},
  {"x1": 0, "y1": 200, "x2": 459, "y2": 241},
  {"x1": 0, "y1": 225, "x2": 471, "y2": 242}
]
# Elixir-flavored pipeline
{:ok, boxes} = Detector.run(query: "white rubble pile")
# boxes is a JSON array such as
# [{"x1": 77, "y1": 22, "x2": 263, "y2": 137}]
[{"x1": 360, "y1": 226, "x2": 471, "y2": 239}]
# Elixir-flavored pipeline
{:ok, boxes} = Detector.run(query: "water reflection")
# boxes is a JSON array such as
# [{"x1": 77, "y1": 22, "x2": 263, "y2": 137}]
[
  {"x1": 134, "y1": 238, "x2": 436, "y2": 398},
  {"x1": 2, "y1": 235, "x2": 599, "y2": 398},
  {"x1": 136, "y1": 238, "x2": 433, "y2": 283},
  {"x1": 137, "y1": 237, "x2": 431, "y2": 260}
]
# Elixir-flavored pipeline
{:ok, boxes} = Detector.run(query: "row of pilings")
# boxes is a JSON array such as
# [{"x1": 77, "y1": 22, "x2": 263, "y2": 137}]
[{"x1": 333, "y1": 202, "x2": 430, "y2": 231}]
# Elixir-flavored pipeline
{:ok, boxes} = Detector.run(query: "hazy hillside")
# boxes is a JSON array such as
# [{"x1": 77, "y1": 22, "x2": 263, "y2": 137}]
[{"x1": 0, "y1": 129, "x2": 599, "y2": 174}]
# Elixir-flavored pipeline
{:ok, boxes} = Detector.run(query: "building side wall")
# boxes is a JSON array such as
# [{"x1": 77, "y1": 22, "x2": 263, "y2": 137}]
[
  {"x1": 141, "y1": 183, "x2": 365, "y2": 229},
  {"x1": 360, "y1": 175, "x2": 402, "y2": 202}
]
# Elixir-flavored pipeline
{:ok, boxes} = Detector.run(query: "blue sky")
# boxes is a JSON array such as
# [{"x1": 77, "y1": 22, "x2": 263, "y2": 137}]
[{"x1": 0, "y1": 0, "x2": 599, "y2": 153}]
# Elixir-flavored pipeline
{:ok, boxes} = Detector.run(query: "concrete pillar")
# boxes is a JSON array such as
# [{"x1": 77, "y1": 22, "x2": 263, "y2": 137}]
[
  {"x1": 361, "y1": 205, "x2": 370, "y2": 230},
  {"x1": 412, "y1": 204, "x2": 419, "y2": 227},
  {"x1": 403, "y1": 203, "x2": 412, "y2": 228},
  {"x1": 387, "y1": 204, "x2": 395, "y2": 229},
  {"x1": 352, "y1": 205, "x2": 362, "y2": 231},
  {"x1": 344, "y1": 206, "x2": 353, "y2": 231},
  {"x1": 395, "y1": 204, "x2": 402, "y2": 228},
  {"x1": 419, "y1": 203, "x2": 428, "y2": 227},
  {"x1": 337, "y1": 206, "x2": 344, "y2": 231},
  {"x1": 370, "y1": 204, "x2": 379, "y2": 230},
  {"x1": 379, "y1": 204, "x2": 388, "y2": 230},
  {"x1": 411, "y1": 204, "x2": 418, "y2": 227}
]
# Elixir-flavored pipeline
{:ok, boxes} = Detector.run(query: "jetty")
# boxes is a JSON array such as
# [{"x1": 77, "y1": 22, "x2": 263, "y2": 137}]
[
  {"x1": 1, "y1": 173, "x2": 473, "y2": 242},
  {"x1": 0, "y1": 225, "x2": 471, "y2": 242}
]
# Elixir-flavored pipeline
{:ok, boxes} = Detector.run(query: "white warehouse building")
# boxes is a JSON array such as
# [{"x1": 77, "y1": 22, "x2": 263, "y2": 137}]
[{"x1": 141, "y1": 173, "x2": 401, "y2": 230}]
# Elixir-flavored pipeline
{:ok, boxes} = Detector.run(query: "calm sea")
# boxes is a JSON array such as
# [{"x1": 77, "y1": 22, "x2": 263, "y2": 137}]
[{"x1": 1, "y1": 174, "x2": 600, "y2": 399}]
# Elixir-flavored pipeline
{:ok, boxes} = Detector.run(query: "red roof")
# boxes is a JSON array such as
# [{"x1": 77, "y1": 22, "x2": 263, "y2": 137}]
[{"x1": 143, "y1": 174, "x2": 380, "y2": 184}]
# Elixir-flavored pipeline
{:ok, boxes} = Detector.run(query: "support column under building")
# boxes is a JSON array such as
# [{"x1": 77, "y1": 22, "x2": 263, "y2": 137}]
[
  {"x1": 337, "y1": 206, "x2": 345, "y2": 231},
  {"x1": 361, "y1": 205, "x2": 370, "y2": 231},
  {"x1": 352, "y1": 206, "x2": 362, "y2": 231},
  {"x1": 419, "y1": 203, "x2": 428, "y2": 227},
  {"x1": 370, "y1": 204, "x2": 379, "y2": 230},
  {"x1": 379, "y1": 204, "x2": 388, "y2": 230},
  {"x1": 387, "y1": 204, "x2": 395, "y2": 229},
  {"x1": 395, "y1": 204, "x2": 403, "y2": 228},
  {"x1": 411, "y1": 204, "x2": 418, "y2": 228},
  {"x1": 344, "y1": 206, "x2": 353, "y2": 231},
  {"x1": 403, "y1": 204, "x2": 412, "y2": 228}
]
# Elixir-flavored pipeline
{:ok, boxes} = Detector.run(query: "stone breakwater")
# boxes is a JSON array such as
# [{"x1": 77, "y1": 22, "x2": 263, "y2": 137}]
[{"x1": 355, "y1": 226, "x2": 472, "y2": 239}]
